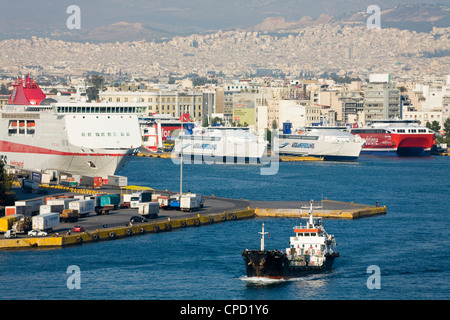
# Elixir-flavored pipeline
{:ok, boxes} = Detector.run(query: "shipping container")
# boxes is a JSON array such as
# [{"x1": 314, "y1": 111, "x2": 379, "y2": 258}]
[
  {"x1": 68, "y1": 199, "x2": 95, "y2": 217},
  {"x1": 80, "y1": 176, "x2": 103, "y2": 189},
  {"x1": 137, "y1": 202, "x2": 159, "y2": 218},
  {"x1": 31, "y1": 172, "x2": 51, "y2": 184},
  {"x1": 157, "y1": 196, "x2": 170, "y2": 208},
  {"x1": 0, "y1": 215, "x2": 22, "y2": 233},
  {"x1": 40, "y1": 204, "x2": 64, "y2": 215},
  {"x1": 15, "y1": 199, "x2": 43, "y2": 215},
  {"x1": 180, "y1": 195, "x2": 200, "y2": 212},
  {"x1": 46, "y1": 198, "x2": 76, "y2": 210},
  {"x1": 96, "y1": 194, "x2": 120, "y2": 208},
  {"x1": 106, "y1": 175, "x2": 128, "y2": 189},
  {"x1": 32, "y1": 212, "x2": 60, "y2": 232}
]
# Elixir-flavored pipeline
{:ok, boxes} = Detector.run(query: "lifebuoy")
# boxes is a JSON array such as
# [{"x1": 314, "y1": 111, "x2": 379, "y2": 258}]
[
  {"x1": 92, "y1": 233, "x2": 99, "y2": 241},
  {"x1": 165, "y1": 224, "x2": 171, "y2": 231},
  {"x1": 76, "y1": 236, "x2": 82, "y2": 244},
  {"x1": 109, "y1": 232, "x2": 116, "y2": 238},
  {"x1": 154, "y1": 225, "x2": 160, "y2": 232},
  {"x1": 181, "y1": 221, "x2": 187, "y2": 227},
  {"x1": 139, "y1": 227, "x2": 145, "y2": 234},
  {"x1": 126, "y1": 229, "x2": 132, "y2": 236},
  {"x1": 222, "y1": 216, "x2": 227, "y2": 222},
  {"x1": 195, "y1": 219, "x2": 200, "y2": 226}
]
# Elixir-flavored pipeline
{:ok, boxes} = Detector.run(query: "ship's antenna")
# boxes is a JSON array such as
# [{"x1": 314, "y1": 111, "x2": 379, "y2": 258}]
[{"x1": 259, "y1": 222, "x2": 269, "y2": 251}]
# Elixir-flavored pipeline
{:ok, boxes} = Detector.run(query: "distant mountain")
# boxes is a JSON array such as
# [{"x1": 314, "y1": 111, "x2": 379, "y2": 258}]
[
  {"x1": 250, "y1": 14, "x2": 333, "y2": 31},
  {"x1": 80, "y1": 22, "x2": 174, "y2": 42},
  {"x1": 247, "y1": 3, "x2": 450, "y2": 33},
  {"x1": 332, "y1": 4, "x2": 450, "y2": 32}
]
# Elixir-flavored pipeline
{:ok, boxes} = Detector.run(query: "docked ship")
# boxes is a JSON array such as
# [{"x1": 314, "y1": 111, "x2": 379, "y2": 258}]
[
  {"x1": 0, "y1": 75, "x2": 143, "y2": 180},
  {"x1": 350, "y1": 120, "x2": 435, "y2": 156},
  {"x1": 242, "y1": 201, "x2": 339, "y2": 279},
  {"x1": 140, "y1": 114, "x2": 193, "y2": 153},
  {"x1": 173, "y1": 126, "x2": 268, "y2": 164},
  {"x1": 275, "y1": 122, "x2": 365, "y2": 161}
]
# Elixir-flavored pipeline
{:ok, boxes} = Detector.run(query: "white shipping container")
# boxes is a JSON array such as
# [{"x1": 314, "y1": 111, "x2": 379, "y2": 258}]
[
  {"x1": 107, "y1": 175, "x2": 128, "y2": 188},
  {"x1": 68, "y1": 199, "x2": 95, "y2": 216},
  {"x1": 138, "y1": 202, "x2": 159, "y2": 217},
  {"x1": 39, "y1": 205, "x2": 52, "y2": 215},
  {"x1": 46, "y1": 198, "x2": 76, "y2": 209},
  {"x1": 32, "y1": 213, "x2": 60, "y2": 232},
  {"x1": 180, "y1": 196, "x2": 200, "y2": 212}
]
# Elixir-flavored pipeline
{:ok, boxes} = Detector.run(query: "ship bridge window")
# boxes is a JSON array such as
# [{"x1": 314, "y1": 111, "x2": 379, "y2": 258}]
[
  {"x1": 310, "y1": 233, "x2": 316, "y2": 237},
  {"x1": 304, "y1": 233, "x2": 310, "y2": 237}
]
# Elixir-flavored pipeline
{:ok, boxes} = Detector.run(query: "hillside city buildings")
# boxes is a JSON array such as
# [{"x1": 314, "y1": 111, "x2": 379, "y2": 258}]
[{"x1": 0, "y1": 23, "x2": 449, "y2": 133}]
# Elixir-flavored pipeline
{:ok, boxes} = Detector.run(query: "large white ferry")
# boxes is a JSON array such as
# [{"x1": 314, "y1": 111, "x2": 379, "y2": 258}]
[
  {"x1": 173, "y1": 126, "x2": 268, "y2": 164},
  {"x1": 275, "y1": 122, "x2": 365, "y2": 161},
  {"x1": 0, "y1": 75, "x2": 144, "y2": 180}
]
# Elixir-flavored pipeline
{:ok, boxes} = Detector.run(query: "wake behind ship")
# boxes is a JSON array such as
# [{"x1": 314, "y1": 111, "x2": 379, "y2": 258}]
[{"x1": 0, "y1": 75, "x2": 143, "y2": 179}]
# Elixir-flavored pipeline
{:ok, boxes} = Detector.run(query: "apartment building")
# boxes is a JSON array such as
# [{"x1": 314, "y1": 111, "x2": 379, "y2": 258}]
[
  {"x1": 363, "y1": 74, "x2": 400, "y2": 123},
  {"x1": 99, "y1": 90, "x2": 204, "y2": 122}
]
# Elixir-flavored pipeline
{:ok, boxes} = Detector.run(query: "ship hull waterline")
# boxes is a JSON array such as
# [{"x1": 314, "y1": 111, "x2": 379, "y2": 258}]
[{"x1": 242, "y1": 250, "x2": 338, "y2": 279}]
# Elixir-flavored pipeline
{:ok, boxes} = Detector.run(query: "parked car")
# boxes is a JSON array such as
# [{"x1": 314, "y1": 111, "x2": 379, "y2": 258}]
[
  {"x1": 129, "y1": 216, "x2": 148, "y2": 223},
  {"x1": 27, "y1": 230, "x2": 48, "y2": 237},
  {"x1": 73, "y1": 225, "x2": 85, "y2": 232}
]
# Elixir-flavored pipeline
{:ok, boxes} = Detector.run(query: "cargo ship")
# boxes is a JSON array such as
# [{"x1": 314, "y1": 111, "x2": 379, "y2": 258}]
[
  {"x1": 350, "y1": 120, "x2": 435, "y2": 156},
  {"x1": 242, "y1": 201, "x2": 339, "y2": 279},
  {"x1": 275, "y1": 122, "x2": 365, "y2": 161},
  {"x1": 173, "y1": 126, "x2": 268, "y2": 164},
  {"x1": 0, "y1": 75, "x2": 143, "y2": 180}
]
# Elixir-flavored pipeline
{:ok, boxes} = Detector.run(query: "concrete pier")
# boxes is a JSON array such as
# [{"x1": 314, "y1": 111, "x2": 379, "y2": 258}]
[{"x1": 0, "y1": 185, "x2": 386, "y2": 250}]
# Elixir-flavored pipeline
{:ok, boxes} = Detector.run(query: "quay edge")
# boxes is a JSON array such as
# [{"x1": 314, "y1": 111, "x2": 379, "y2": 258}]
[{"x1": 0, "y1": 199, "x2": 385, "y2": 250}]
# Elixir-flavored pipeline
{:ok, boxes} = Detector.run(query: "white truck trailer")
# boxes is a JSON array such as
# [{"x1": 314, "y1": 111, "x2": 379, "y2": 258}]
[{"x1": 32, "y1": 212, "x2": 60, "y2": 232}]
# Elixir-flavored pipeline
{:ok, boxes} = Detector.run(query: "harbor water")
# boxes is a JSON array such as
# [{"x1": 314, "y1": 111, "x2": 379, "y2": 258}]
[{"x1": 0, "y1": 155, "x2": 449, "y2": 300}]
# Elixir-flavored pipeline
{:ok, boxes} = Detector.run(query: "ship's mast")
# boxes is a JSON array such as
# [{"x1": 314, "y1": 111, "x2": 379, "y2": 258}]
[
  {"x1": 308, "y1": 200, "x2": 314, "y2": 227},
  {"x1": 259, "y1": 222, "x2": 269, "y2": 251}
]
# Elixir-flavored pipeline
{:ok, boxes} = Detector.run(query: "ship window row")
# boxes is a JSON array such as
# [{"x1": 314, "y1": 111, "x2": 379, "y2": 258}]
[
  {"x1": 81, "y1": 132, "x2": 131, "y2": 137},
  {"x1": 56, "y1": 106, "x2": 146, "y2": 114},
  {"x1": 7, "y1": 120, "x2": 35, "y2": 136},
  {"x1": 296, "y1": 233, "x2": 322, "y2": 237}
]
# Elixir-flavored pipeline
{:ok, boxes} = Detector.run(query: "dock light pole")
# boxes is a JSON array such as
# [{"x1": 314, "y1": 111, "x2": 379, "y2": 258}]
[{"x1": 180, "y1": 121, "x2": 183, "y2": 195}]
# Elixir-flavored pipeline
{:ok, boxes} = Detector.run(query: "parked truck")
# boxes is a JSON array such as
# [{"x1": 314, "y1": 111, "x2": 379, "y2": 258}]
[
  {"x1": 31, "y1": 212, "x2": 60, "y2": 232},
  {"x1": 157, "y1": 196, "x2": 170, "y2": 209},
  {"x1": 40, "y1": 204, "x2": 64, "y2": 215},
  {"x1": 60, "y1": 209, "x2": 79, "y2": 223},
  {"x1": 68, "y1": 199, "x2": 95, "y2": 217},
  {"x1": 106, "y1": 175, "x2": 128, "y2": 189},
  {"x1": 180, "y1": 195, "x2": 201, "y2": 212},
  {"x1": 80, "y1": 176, "x2": 103, "y2": 189},
  {"x1": 20, "y1": 179, "x2": 39, "y2": 193},
  {"x1": 96, "y1": 194, "x2": 120, "y2": 209},
  {"x1": 123, "y1": 192, "x2": 153, "y2": 209},
  {"x1": 137, "y1": 202, "x2": 159, "y2": 219},
  {"x1": 31, "y1": 172, "x2": 51, "y2": 184}
]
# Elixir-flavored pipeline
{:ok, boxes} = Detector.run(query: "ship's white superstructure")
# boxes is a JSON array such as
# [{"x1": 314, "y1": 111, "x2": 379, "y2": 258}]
[
  {"x1": 276, "y1": 123, "x2": 364, "y2": 161},
  {"x1": 173, "y1": 127, "x2": 268, "y2": 164}
]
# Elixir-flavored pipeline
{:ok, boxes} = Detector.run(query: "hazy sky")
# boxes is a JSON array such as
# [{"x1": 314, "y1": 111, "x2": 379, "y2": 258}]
[{"x1": 0, "y1": 0, "x2": 441, "y2": 34}]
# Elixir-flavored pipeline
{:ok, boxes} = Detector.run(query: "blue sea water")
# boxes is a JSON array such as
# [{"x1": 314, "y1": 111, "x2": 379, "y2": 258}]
[{"x1": 0, "y1": 155, "x2": 449, "y2": 300}]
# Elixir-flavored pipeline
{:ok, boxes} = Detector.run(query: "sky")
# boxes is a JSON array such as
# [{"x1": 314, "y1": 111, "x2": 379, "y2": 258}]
[{"x1": 0, "y1": 0, "x2": 442, "y2": 35}]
